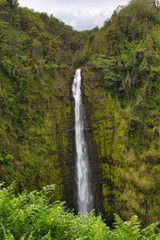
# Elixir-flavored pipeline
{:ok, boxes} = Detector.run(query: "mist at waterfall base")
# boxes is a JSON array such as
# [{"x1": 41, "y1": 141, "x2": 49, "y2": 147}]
[{"x1": 72, "y1": 69, "x2": 93, "y2": 215}]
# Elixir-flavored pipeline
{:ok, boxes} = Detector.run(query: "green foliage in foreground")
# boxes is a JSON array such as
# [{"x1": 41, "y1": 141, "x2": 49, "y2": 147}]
[{"x1": 0, "y1": 183, "x2": 160, "y2": 240}]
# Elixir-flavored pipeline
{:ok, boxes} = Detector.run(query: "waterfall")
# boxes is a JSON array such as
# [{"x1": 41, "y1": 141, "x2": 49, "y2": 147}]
[{"x1": 72, "y1": 68, "x2": 93, "y2": 215}]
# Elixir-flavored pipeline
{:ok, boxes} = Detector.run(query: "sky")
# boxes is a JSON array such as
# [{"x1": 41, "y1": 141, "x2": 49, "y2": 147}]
[{"x1": 18, "y1": 0, "x2": 130, "y2": 31}]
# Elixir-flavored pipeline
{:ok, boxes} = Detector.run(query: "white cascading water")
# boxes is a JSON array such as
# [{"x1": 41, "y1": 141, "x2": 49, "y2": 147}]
[{"x1": 72, "y1": 68, "x2": 92, "y2": 215}]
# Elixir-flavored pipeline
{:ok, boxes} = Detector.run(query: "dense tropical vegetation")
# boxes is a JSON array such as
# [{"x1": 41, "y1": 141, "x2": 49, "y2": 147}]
[
  {"x1": 79, "y1": 0, "x2": 160, "y2": 227},
  {"x1": 0, "y1": 182, "x2": 160, "y2": 239},
  {"x1": 0, "y1": 0, "x2": 89, "y2": 192},
  {"x1": 0, "y1": 0, "x2": 160, "y2": 238}
]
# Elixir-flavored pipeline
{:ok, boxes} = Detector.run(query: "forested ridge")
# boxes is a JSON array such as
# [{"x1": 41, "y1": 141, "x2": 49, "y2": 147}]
[{"x1": 0, "y1": 0, "x2": 160, "y2": 238}]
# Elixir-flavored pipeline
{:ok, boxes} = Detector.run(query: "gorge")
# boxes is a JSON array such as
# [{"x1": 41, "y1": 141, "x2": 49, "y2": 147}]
[{"x1": 0, "y1": 0, "x2": 160, "y2": 231}]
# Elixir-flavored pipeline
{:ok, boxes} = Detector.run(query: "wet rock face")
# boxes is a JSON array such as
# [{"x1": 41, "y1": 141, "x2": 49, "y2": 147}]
[
  {"x1": 0, "y1": 65, "x2": 118, "y2": 222},
  {"x1": 79, "y1": 68, "x2": 121, "y2": 225},
  {"x1": 2, "y1": 66, "x2": 159, "y2": 227},
  {"x1": 68, "y1": 68, "x2": 114, "y2": 221},
  {"x1": 8, "y1": 66, "x2": 119, "y2": 222},
  {"x1": 0, "y1": 67, "x2": 77, "y2": 201},
  {"x1": 64, "y1": 68, "x2": 160, "y2": 228},
  {"x1": 53, "y1": 71, "x2": 75, "y2": 210}
]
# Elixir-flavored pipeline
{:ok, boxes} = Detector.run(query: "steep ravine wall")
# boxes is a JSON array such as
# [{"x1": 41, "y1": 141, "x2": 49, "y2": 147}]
[
  {"x1": 2, "y1": 67, "x2": 159, "y2": 226},
  {"x1": 0, "y1": 66, "x2": 123, "y2": 223},
  {"x1": 81, "y1": 68, "x2": 123, "y2": 225},
  {"x1": 81, "y1": 68, "x2": 160, "y2": 227},
  {"x1": 0, "y1": 68, "x2": 76, "y2": 207}
]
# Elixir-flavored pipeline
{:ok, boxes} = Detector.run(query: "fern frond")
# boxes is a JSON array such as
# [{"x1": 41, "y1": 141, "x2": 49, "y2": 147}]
[{"x1": 114, "y1": 214, "x2": 141, "y2": 240}]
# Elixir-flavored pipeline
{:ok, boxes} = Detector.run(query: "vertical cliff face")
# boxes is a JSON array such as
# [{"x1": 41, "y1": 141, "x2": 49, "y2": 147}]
[
  {"x1": 1, "y1": 66, "x2": 159, "y2": 226},
  {"x1": 79, "y1": 67, "x2": 160, "y2": 227},
  {"x1": 38, "y1": 67, "x2": 122, "y2": 222},
  {"x1": 79, "y1": 68, "x2": 123, "y2": 225},
  {"x1": 46, "y1": 68, "x2": 76, "y2": 208},
  {"x1": 0, "y1": 68, "x2": 76, "y2": 205}
]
